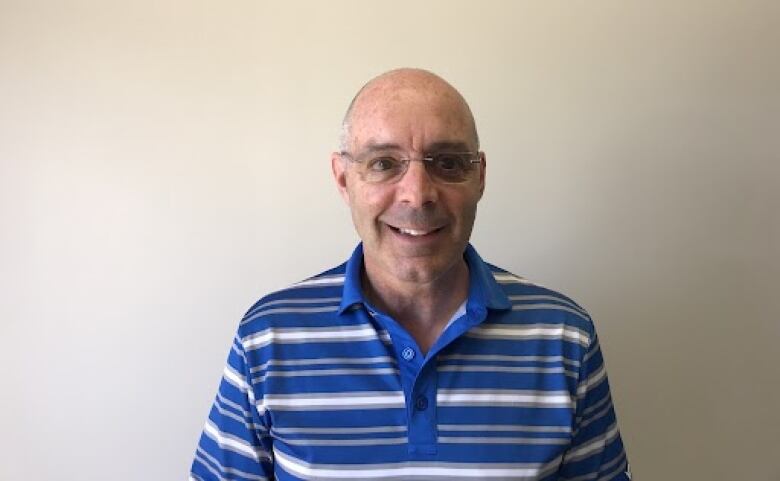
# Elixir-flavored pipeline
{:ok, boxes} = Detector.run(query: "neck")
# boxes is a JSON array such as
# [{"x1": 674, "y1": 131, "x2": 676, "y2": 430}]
[{"x1": 362, "y1": 258, "x2": 470, "y2": 354}]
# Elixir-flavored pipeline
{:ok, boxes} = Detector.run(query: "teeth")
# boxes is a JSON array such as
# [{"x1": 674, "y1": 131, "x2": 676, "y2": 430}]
[{"x1": 398, "y1": 227, "x2": 432, "y2": 236}]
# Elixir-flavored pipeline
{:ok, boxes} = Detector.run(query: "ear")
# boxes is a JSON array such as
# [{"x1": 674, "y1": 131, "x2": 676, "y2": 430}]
[
  {"x1": 331, "y1": 152, "x2": 351, "y2": 204},
  {"x1": 477, "y1": 151, "x2": 487, "y2": 199}
]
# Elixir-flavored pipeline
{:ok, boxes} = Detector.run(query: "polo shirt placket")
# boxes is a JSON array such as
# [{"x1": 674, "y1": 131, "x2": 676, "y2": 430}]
[{"x1": 363, "y1": 306, "x2": 440, "y2": 456}]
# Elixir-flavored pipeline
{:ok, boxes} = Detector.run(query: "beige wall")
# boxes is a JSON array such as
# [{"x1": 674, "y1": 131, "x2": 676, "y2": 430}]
[{"x1": 1, "y1": 1, "x2": 778, "y2": 480}]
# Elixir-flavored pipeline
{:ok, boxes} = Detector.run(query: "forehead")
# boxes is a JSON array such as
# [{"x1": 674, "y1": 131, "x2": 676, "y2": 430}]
[{"x1": 348, "y1": 84, "x2": 474, "y2": 151}]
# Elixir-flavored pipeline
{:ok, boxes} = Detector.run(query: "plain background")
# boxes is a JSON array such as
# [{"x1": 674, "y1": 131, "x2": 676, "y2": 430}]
[{"x1": 1, "y1": 1, "x2": 778, "y2": 480}]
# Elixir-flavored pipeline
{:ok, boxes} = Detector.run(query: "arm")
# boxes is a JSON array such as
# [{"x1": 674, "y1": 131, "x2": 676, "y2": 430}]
[
  {"x1": 558, "y1": 333, "x2": 631, "y2": 480},
  {"x1": 190, "y1": 335, "x2": 273, "y2": 480}
]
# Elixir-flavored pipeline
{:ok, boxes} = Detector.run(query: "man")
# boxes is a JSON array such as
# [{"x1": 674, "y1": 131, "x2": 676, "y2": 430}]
[{"x1": 190, "y1": 68, "x2": 630, "y2": 480}]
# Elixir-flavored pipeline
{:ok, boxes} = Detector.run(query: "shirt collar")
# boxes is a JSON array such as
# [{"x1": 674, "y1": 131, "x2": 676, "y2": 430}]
[
  {"x1": 338, "y1": 243, "x2": 368, "y2": 314},
  {"x1": 463, "y1": 243, "x2": 512, "y2": 311},
  {"x1": 338, "y1": 243, "x2": 511, "y2": 314}
]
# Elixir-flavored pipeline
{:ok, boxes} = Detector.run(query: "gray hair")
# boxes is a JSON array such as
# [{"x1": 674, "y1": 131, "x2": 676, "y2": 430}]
[{"x1": 338, "y1": 83, "x2": 365, "y2": 152}]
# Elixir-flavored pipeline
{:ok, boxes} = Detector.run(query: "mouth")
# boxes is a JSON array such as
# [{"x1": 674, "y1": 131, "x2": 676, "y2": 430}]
[{"x1": 385, "y1": 224, "x2": 445, "y2": 238}]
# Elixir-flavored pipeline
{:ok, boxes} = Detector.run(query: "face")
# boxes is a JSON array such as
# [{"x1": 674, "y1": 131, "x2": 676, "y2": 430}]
[{"x1": 332, "y1": 78, "x2": 485, "y2": 287}]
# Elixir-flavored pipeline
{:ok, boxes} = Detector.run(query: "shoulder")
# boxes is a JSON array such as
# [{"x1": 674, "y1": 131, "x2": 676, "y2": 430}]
[
  {"x1": 484, "y1": 262, "x2": 596, "y2": 340},
  {"x1": 236, "y1": 262, "x2": 348, "y2": 337}
]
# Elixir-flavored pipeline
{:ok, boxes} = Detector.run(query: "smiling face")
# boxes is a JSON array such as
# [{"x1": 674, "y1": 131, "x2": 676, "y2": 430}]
[{"x1": 332, "y1": 70, "x2": 485, "y2": 288}]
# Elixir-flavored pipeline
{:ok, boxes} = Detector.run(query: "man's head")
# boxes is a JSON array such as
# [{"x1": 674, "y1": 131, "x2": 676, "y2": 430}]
[{"x1": 332, "y1": 68, "x2": 486, "y2": 287}]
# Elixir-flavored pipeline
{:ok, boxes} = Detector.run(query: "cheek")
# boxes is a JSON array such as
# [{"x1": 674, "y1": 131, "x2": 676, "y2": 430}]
[
  {"x1": 352, "y1": 188, "x2": 388, "y2": 217},
  {"x1": 348, "y1": 188, "x2": 386, "y2": 229},
  {"x1": 447, "y1": 193, "x2": 480, "y2": 228}
]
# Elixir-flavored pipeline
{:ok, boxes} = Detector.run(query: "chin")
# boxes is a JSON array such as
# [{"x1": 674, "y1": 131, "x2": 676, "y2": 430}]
[{"x1": 389, "y1": 255, "x2": 458, "y2": 284}]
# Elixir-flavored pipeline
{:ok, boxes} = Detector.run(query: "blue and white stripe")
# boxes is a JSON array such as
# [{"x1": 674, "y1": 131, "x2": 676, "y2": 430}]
[{"x1": 191, "y1": 243, "x2": 629, "y2": 480}]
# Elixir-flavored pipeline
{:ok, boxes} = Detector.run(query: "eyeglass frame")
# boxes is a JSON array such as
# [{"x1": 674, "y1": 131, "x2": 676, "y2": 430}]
[{"x1": 338, "y1": 150, "x2": 484, "y2": 184}]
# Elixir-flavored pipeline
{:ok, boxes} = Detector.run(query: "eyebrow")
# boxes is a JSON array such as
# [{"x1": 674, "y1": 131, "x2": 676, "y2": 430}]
[
  {"x1": 426, "y1": 141, "x2": 472, "y2": 152},
  {"x1": 360, "y1": 142, "x2": 403, "y2": 153}
]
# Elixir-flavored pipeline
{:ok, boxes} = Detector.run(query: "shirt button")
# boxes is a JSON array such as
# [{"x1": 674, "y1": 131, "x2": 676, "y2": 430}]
[
  {"x1": 401, "y1": 347, "x2": 415, "y2": 361},
  {"x1": 415, "y1": 396, "x2": 428, "y2": 411}
]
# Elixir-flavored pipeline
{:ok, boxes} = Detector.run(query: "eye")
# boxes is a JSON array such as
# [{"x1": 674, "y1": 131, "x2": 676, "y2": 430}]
[
  {"x1": 366, "y1": 156, "x2": 400, "y2": 172},
  {"x1": 433, "y1": 153, "x2": 466, "y2": 172}
]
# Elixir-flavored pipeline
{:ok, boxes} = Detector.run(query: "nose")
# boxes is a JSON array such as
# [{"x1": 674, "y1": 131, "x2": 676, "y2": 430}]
[{"x1": 396, "y1": 158, "x2": 439, "y2": 207}]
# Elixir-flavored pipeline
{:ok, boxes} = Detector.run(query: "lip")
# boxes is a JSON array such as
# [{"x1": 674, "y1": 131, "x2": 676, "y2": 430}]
[{"x1": 383, "y1": 222, "x2": 446, "y2": 243}]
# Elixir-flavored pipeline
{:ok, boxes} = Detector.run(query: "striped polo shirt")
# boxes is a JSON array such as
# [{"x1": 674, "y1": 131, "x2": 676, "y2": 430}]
[{"x1": 190, "y1": 244, "x2": 630, "y2": 481}]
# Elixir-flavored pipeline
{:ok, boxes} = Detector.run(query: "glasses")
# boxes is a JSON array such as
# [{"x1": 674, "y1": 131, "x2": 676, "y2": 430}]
[{"x1": 340, "y1": 150, "x2": 482, "y2": 184}]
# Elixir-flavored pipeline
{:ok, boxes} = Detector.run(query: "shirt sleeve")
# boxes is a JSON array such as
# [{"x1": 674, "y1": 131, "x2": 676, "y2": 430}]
[
  {"x1": 190, "y1": 335, "x2": 273, "y2": 481},
  {"x1": 558, "y1": 332, "x2": 631, "y2": 480}
]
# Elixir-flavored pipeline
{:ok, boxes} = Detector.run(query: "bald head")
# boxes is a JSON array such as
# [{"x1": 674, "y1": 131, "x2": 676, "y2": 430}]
[{"x1": 339, "y1": 68, "x2": 479, "y2": 152}]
